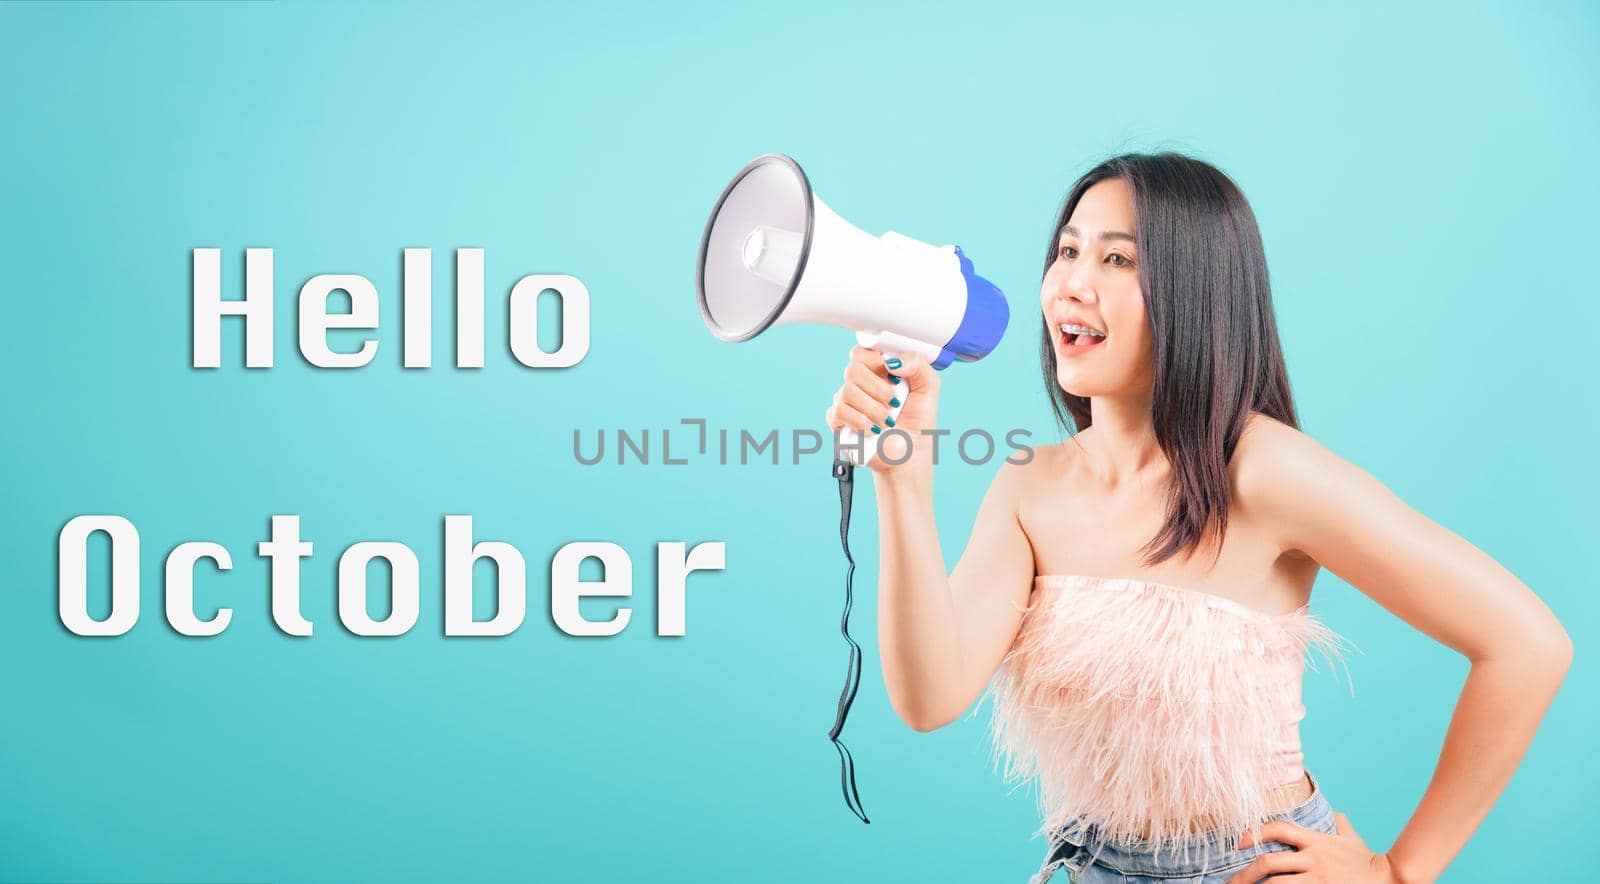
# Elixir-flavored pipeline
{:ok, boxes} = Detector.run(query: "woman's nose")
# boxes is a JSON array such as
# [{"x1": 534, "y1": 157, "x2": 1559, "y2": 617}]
[{"x1": 1056, "y1": 270, "x2": 1098, "y2": 306}]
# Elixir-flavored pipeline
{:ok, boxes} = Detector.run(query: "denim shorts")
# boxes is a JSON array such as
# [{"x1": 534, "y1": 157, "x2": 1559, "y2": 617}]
[{"x1": 1030, "y1": 769, "x2": 1338, "y2": 884}]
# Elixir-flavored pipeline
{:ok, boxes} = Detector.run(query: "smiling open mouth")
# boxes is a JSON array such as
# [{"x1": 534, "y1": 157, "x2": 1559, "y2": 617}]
[{"x1": 1060, "y1": 323, "x2": 1107, "y2": 351}]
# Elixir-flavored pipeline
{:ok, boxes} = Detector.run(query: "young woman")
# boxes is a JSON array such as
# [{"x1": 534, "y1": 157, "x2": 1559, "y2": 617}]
[{"x1": 823, "y1": 153, "x2": 1573, "y2": 884}]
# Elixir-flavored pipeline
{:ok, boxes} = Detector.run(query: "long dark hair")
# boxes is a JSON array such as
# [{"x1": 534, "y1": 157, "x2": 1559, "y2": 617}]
[{"x1": 1040, "y1": 152, "x2": 1298, "y2": 567}]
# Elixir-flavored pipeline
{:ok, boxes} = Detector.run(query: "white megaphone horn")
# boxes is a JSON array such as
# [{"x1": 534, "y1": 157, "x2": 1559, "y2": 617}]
[{"x1": 695, "y1": 153, "x2": 1009, "y2": 467}]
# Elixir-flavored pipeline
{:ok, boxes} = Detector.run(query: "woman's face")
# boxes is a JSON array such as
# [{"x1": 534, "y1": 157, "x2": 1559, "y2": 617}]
[{"x1": 1040, "y1": 177, "x2": 1155, "y2": 399}]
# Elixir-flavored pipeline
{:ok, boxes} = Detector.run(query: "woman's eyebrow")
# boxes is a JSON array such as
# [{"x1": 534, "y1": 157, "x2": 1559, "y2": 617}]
[{"x1": 1061, "y1": 224, "x2": 1137, "y2": 244}]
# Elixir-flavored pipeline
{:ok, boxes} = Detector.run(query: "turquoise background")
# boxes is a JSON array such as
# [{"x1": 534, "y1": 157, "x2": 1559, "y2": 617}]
[{"x1": 1, "y1": 1, "x2": 1594, "y2": 881}]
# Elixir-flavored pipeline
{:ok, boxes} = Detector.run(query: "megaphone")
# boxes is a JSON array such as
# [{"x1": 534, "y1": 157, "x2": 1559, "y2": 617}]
[
  {"x1": 692, "y1": 152, "x2": 1010, "y2": 826},
  {"x1": 695, "y1": 153, "x2": 1009, "y2": 467}
]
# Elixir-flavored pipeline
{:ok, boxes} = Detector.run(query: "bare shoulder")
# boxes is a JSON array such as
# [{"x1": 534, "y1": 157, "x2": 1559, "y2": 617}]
[
  {"x1": 1232, "y1": 411, "x2": 1373, "y2": 554},
  {"x1": 960, "y1": 437, "x2": 1064, "y2": 526},
  {"x1": 1232, "y1": 411, "x2": 1344, "y2": 490},
  {"x1": 994, "y1": 435, "x2": 1075, "y2": 497}
]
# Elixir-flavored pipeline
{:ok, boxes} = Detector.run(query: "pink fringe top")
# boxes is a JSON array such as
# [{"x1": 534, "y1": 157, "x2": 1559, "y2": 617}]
[{"x1": 984, "y1": 574, "x2": 1355, "y2": 867}]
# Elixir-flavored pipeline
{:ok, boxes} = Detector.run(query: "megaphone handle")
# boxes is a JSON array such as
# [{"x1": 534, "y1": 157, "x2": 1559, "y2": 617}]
[{"x1": 839, "y1": 363, "x2": 908, "y2": 468}]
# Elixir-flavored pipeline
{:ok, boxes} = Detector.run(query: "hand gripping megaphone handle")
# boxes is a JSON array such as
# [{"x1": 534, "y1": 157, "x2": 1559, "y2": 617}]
[
  {"x1": 838, "y1": 330, "x2": 940, "y2": 467},
  {"x1": 838, "y1": 374, "x2": 907, "y2": 468}
]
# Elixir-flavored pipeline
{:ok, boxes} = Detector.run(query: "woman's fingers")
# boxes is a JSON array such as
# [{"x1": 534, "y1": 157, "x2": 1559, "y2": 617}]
[
  {"x1": 885, "y1": 351, "x2": 939, "y2": 394},
  {"x1": 841, "y1": 382, "x2": 896, "y2": 428},
  {"x1": 831, "y1": 346, "x2": 936, "y2": 447},
  {"x1": 844, "y1": 359, "x2": 899, "y2": 405},
  {"x1": 1223, "y1": 849, "x2": 1310, "y2": 884},
  {"x1": 848, "y1": 344, "x2": 886, "y2": 368},
  {"x1": 1235, "y1": 821, "x2": 1314, "y2": 850},
  {"x1": 826, "y1": 398, "x2": 877, "y2": 435}
]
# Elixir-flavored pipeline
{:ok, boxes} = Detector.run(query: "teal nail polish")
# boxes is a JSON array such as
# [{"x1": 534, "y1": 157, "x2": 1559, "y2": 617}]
[
  {"x1": 886, "y1": 357, "x2": 903, "y2": 370},
  {"x1": 887, "y1": 374, "x2": 900, "y2": 384},
  {"x1": 870, "y1": 425, "x2": 881, "y2": 434},
  {"x1": 889, "y1": 397, "x2": 901, "y2": 408},
  {"x1": 885, "y1": 417, "x2": 896, "y2": 428}
]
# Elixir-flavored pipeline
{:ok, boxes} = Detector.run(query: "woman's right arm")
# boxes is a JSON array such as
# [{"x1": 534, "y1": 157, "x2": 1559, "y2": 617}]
[{"x1": 826, "y1": 347, "x2": 1037, "y2": 732}]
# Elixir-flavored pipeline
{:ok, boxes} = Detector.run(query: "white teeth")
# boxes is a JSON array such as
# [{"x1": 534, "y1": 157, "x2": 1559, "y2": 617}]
[{"x1": 1059, "y1": 322, "x2": 1106, "y2": 337}]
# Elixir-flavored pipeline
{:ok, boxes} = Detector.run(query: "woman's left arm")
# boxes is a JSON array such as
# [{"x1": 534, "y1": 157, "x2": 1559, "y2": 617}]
[{"x1": 1237, "y1": 419, "x2": 1574, "y2": 884}]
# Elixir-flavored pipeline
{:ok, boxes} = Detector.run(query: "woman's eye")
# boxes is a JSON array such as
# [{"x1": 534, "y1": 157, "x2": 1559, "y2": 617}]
[
  {"x1": 1107, "y1": 253, "x2": 1133, "y2": 268},
  {"x1": 1058, "y1": 244, "x2": 1078, "y2": 260}
]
